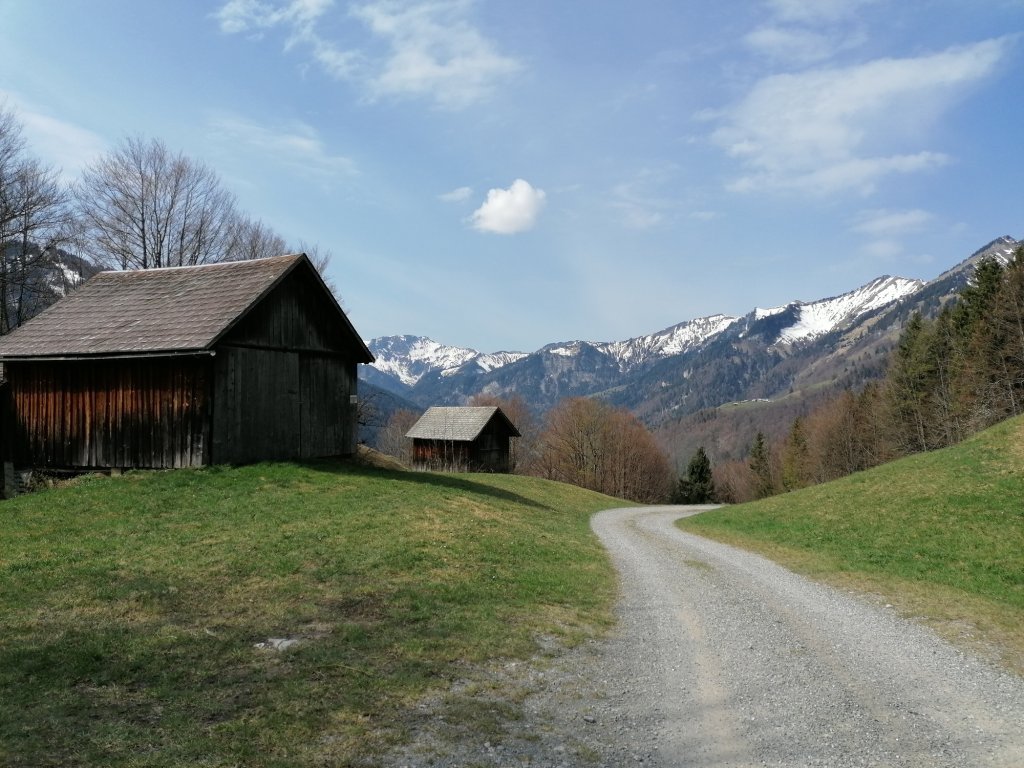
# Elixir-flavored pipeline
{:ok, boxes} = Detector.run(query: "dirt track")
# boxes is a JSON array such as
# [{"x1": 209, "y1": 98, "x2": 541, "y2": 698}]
[{"x1": 387, "y1": 505, "x2": 1024, "y2": 767}]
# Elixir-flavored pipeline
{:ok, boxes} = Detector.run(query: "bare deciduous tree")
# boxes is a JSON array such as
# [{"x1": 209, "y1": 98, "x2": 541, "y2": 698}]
[
  {"x1": 225, "y1": 216, "x2": 288, "y2": 263},
  {"x1": 532, "y1": 397, "x2": 674, "y2": 503},
  {"x1": 75, "y1": 136, "x2": 242, "y2": 270},
  {"x1": 0, "y1": 105, "x2": 76, "y2": 334},
  {"x1": 375, "y1": 408, "x2": 420, "y2": 465}
]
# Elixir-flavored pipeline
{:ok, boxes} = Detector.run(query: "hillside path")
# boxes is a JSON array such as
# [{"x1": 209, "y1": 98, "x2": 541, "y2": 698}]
[
  {"x1": 585, "y1": 505, "x2": 1024, "y2": 767},
  {"x1": 386, "y1": 505, "x2": 1024, "y2": 767}
]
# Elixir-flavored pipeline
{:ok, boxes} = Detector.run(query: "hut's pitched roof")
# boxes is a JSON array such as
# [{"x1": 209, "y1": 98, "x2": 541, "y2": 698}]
[
  {"x1": 406, "y1": 406, "x2": 520, "y2": 441},
  {"x1": 0, "y1": 254, "x2": 372, "y2": 362}
]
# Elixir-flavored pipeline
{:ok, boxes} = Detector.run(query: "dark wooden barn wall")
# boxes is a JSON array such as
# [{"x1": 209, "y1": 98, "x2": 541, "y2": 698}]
[
  {"x1": 300, "y1": 354, "x2": 356, "y2": 458},
  {"x1": 412, "y1": 439, "x2": 474, "y2": 470},
  {"x1": 211, "y1": 266, "x2": 360, "y2": 463},
  {"x1": 6, "y1": 358, "x2": 211, "y2": 469},
  {"x1": 412, "y1": 433, "x2": 512, "y2": 472},
  {"x1": 212, "y1": 347, "x2": 356, "y2": 464},
  {"x1": 224, "y1": 267, "x2": 356, "y2": 355},
  {"x1": 0, "y1": 379, "x2": 12, "y2": 463}
]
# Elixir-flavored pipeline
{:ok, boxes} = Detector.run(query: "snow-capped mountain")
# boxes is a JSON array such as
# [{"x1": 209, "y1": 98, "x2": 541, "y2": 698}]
[
  {"x1": 361, "y1": 236, "x2": 1020, "y2": 427},
  {"x1": 366, "y1": 275, "x2": 923, "y2": 389},
  {"x1": 748, "y1": 276, "x2": 923, "y2": 345},
  {"x1": 365, "y1": 334, "x2": 528, "y2": 389}
]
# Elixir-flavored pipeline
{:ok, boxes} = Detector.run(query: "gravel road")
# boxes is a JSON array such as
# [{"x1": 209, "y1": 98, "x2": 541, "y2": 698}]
[{"x1": 386, "y1": 505, "x2": 1024, "y2": 767}]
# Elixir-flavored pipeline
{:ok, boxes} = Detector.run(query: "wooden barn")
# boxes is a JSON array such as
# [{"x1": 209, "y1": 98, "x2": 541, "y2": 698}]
[
  {"x1": 0, "y1": 253, "x2": 373, "y2": 471},
  {"x1": 406, "y1": 406, "x2": 520, "y2": 472}
]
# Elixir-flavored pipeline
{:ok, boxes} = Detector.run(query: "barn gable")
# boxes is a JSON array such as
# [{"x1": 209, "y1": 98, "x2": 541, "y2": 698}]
[{"x1": 0, "y1": 254, "x2": 372, "y2": 471}]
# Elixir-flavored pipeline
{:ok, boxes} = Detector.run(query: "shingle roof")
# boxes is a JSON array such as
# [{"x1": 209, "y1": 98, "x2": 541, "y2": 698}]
[
  {"x1": 406, "y1": 406, "x2": 520, "y2": 441},
  {"x1": 0, "y1": 254, "x2": 369, "y2": 360}
]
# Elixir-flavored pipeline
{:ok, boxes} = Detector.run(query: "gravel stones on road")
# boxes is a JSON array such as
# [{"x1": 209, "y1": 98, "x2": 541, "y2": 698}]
[{"x1": 382, "y1": 506, "x2": 1024, "y2": 767}]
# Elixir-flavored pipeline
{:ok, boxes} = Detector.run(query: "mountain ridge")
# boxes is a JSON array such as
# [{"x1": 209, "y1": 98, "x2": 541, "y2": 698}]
[{"x1": 360, "y1": 236, "x2": 1020, "y2": 455}]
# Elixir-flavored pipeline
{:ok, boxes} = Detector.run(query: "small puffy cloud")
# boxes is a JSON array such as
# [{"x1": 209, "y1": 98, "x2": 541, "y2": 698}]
[
  {"x1": 470, "y1": 179, "x2": 546, "y2": 234},
  {"x1": 712, "y1": 38, "x2": 1012, "y2": 195},
  {"x1": 439, "y1": 185, "x2": 473, "y2": 202}
]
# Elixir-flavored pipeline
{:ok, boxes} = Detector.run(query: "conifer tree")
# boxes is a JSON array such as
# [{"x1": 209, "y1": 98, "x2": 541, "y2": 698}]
[
  {"x1": 674, "y1": 446, "x2": 715, "y2": 503},
  {"x1": 780, "y1": 417, "x2": 811, "y2": 491},
  {"x1": 748, "y1": 431, "x2": 775, "y2": 500}
]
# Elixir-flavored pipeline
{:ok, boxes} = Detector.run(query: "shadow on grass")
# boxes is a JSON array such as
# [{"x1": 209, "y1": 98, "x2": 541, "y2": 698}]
[{"x1": 300, "y1": 458, "x2": 553, "y2": 511}]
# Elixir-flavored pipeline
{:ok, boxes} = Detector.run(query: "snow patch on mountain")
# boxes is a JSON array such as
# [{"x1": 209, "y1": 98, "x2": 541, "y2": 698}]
[
  {"x1": 366, "y1": 273, "x2": 927, "y2": 387},
  {"x1": 755, "y1": 305, "x2": 788, "y2": 320},
  {"x1": 368, "y1": 335, "x2": 528, "y2": 386},
  {"x1": 368, "y1": 335, "x2": 480, "y2": 386},
  {"x1": 777, "y1": 276, "x2": 923, "y2": 344},
  {"x1": 596, "y1": 314, "x2": 739, "y2": 369}
]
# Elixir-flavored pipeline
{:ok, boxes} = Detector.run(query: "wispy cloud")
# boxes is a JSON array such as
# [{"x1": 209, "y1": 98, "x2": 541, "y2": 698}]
[
  {"x1": 470, "y1": 179, "x2": 545, "y2": 234},
  {"x1": 765, "y1": 0, "x2": 878, "y2": 24},
  {"x1": 207, "y1": 113, "x2": 356, "y2": 181},
  {"x1": 351, "y1": 0, "x2": 522, "y2": 108},
  {"x1": 0, "y1": 90, "x2": 106, "y2": 178},
  {"x1": 851, "y1": 208, "x2": 935, "y2": 261},
  {"x1": 214, "y1": 0, "x2": 521, "y2": 108},
  {"x1": 711, "y1": 37, "x2": 1013, "y2": 195},
  {"x1": 744, "y1": 25, "x2": 864, "y2": 65},
  {"x1": 606, "y1": 166, "x2": 693, "y2": 231},
  {"x1": 745, "y1": 0, "x2": 876, "y2": 64},
  {"x1": 439, "y1": 185, "x2": 472, "y2": 202},
  {"x1": 852, "y1": 208, "x2": 933, "y2": 237}
]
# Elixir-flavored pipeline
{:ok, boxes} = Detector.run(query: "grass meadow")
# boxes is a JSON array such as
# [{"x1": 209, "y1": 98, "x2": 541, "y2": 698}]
[
  {"x1": 0, "y1": 460, "x2": 619, "y2": 767},
  {"x1": 680, "y1": 414, "x2": 1024, "y2": 672}
]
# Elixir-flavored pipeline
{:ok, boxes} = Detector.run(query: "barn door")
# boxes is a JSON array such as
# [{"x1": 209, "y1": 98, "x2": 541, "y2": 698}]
[
  {"x1": 299, "y1": 354, "x2": 353, "y2": 458},
  {"x1": 213, "y1": 347, "x2": 301, "y2": 463}
]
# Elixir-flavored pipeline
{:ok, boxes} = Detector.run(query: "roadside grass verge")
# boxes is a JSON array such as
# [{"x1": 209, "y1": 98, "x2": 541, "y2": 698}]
[
  {"x1": 0, "y1": 461, "x2": 620, "y2": 767},
  {"x1": 679, "y1": 415, "x2": 1024, "y2": 674}
]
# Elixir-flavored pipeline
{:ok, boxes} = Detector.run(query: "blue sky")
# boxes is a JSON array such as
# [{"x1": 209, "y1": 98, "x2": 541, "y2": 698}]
[{"x1": 2, "y1": 0, "x2": 1022, "y2": 352}]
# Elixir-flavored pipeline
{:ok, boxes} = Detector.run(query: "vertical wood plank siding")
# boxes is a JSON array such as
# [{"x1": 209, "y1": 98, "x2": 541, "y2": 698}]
[
  {"x1": 0, "y1": 379, "x2": 12, "y2": 463},
  {"x1": 213, "y1": 268, "x2": 361, "y2": 462},
  {"x1": 1, "y1": 261, "x2": 363, "y2": 470},
  {"x1": 212, "y1": 347, "x2": 302, "y2": 464},
  {"x1": 7, "y1": 358, "x2": 211, "y2": 469}
]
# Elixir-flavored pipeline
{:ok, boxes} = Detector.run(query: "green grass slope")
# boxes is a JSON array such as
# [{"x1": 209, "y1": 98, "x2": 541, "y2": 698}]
[
  {"x1": 680, "y1": 414, "x2": 1024, "y2": 672},
  {"x1": 0, "y1": 461, "x2": 620, "y2": 767}
]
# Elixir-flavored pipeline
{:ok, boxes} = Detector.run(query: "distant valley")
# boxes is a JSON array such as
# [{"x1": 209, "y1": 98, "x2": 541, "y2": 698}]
[{"x1": 361, "y1": 236, "x2": 1020, "y2": 461}]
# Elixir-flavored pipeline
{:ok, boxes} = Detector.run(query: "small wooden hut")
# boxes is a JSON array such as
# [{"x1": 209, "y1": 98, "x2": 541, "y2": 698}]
[
  {"x1": 0, "y1": 254, "x2": 373, "y2": 471},
  {"x1": 406, "y1": 406, "x2": 520, "y2": 472}
]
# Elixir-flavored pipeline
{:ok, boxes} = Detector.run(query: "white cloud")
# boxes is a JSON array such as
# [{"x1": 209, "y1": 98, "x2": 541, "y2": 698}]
[
  {"x1": 470, "y1": 179, "x2": 545, "y2": 234},
  {"x1": 214, "y1": 0, "x2": 332, "y2": 34},
  {"x1": 351, "y1": 0, "x2": 522, "y2": 108},
  {"x1": 766, "y1": 0, "x2": 877, "y2": 24},
  {"x1": 745, "y1": 25, "x2": 866, "y2": 64},
  {"x1": 712, "y1": 38, "x2": 1012, "y2": 194},
  {"x1": 852, "y1": 209, "x2": 933, "y2": 237},
  {"x1": 207, "y1": 113, "x2": 356, "y2": 181},
  {"x1": 439, "y1": 185, "x2": 472, "y2": 202},
  {"x1": 0, "y1": 90, "x2": 105, "y2": 178},
  {"x1": 215, "y1": 0, "x2": 521, "y2": 108}
]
